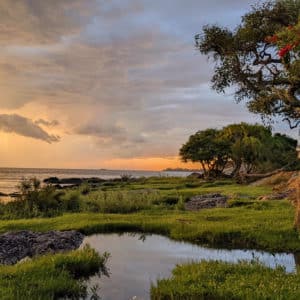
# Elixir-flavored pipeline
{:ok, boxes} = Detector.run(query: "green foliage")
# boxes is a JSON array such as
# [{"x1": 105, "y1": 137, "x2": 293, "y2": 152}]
[
  {"x1": 151, "y1": 260, "x2": 300, "y2": 299},
  {"x1": 0, "y1": 178, "x2": 68, "y2": 219},
  {"x1": 179, "y1": 128, "x2": 230, "y2": 177},
  {"x1": 180, "y1": 122, "x2": 299, "y2": 177},
  {"x1": 196, "y1": 0, "x2": 300, "y2": 127},
  {"x1": 0, "y1": 245, "x2": 109, "y2": 300}
]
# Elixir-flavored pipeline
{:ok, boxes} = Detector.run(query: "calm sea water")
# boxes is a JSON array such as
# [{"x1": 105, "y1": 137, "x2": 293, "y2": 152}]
[{"x1": 0, "y1": 168, "x2": 191, "y2": 194}]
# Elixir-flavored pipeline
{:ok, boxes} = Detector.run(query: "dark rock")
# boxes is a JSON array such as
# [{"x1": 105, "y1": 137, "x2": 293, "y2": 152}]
[
  {"x1": 8, "y1": 192, "x2": 20, "y2": 198},
  {"x1": 187, "y1": 172, "x2": 204, "y2": 179},
  {"x1": 0, "y1": 192, "x2": 8, "y2": 197},
  {"x1": 0, "y1": 230, "x2": 84, "y2": 265},
  {"x1": 43, "y1": 177, "x2": 60, "y2": 184},
  {"x1": 185, "y1": 193, "x2": 228, "y2": 211},
  {"x1": 86, "y1": 177, "x2": 106, "y2": 184},
  {"x1": 44, "y1": 177, "x2": 107, "y2": 186},
  {"x1": 258, "y1": 189, "x2": 295, "y2": 201},
  {"x1": 59, "y1": 178, "x2": 83, "y2": 185}
]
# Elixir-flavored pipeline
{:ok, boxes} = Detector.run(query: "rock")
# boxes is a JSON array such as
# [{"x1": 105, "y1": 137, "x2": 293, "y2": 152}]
[
  {"x1": 0, "y1": 230, "x2": 84, "y2": 265},
  {"x1": 258, "y1": 189, "x2": 295, "y2": 201},
  {"x1": 185, "y1": 193, "x2": 228, "y2": 211},
  {"x1": 8, "y1": 192, "x2": 20, "y2": 198},
  {"x1": 43, "y1": 177, "x2": 60, "y2": 184},
  {"x1": 187, "y1": 172, "x2": 204, "y2": 179},
  {"x1": 44, "y1": 177, "x2": 106, "y2": 186},
  {"x1": 0, "y1": 192, "x2": 8, "y2": 197}
]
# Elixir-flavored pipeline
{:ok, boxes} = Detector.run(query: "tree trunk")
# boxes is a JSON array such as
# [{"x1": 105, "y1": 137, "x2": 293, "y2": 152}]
[
  {"x1": 294, "y1": 183, "x2": 300, "y2": 231},
  {"x1": 230, "y1": 160, "x2": 242, "y2": 177}
]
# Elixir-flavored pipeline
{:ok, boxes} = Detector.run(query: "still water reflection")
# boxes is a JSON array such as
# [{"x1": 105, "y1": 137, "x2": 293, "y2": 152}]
[{"x1": 82, "y1": 233, "x2": 297, "y2": 300}]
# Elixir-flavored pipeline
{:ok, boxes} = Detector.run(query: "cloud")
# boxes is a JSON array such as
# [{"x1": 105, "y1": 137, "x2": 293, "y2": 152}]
[
  {"x1": 0, "y1": 0, "x2": 279, "y2": 167},
  {"x1": 0, "y1": 0, "x2": 98, "y2": 45},
  {"x1": 75, "y1": 122, "x2": 127, "y2": 141},
  {"x1": 0, "y1": 114, "x2": 60, "y2": 143},
  {"x1": 35, "y1": 119, "x2": 59, "y2": 127}
]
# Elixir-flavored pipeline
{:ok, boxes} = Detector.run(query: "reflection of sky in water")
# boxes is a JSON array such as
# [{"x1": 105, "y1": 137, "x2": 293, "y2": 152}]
[{"x1": 82, "y1": 233, "x2": 297, "y2": 300}]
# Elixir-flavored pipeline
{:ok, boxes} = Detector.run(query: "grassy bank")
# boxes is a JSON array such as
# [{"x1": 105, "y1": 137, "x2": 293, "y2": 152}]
[
  {"x1": 151, "y1": 261, "x2": 300, "y2": 299},
  {"x1": 0, "y1": 199, "x2": 298, "y2": 252},
  {"x1": 0, "y1": 245, "x2": 108, "y2": 300}
]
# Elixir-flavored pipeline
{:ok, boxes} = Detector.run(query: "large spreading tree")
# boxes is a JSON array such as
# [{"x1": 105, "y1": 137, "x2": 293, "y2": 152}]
[{"x1": 196, "y1": 0, "x2": 300, "y2": 128}]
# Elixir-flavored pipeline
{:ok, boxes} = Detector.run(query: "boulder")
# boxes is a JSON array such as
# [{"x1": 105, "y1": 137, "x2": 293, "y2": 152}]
[
  {"x1": 185, "y1": 193, "x2": 228, "y2": 211},
  {"x1": 0, "y1": 230, "x2": 84, "y2": 265}
]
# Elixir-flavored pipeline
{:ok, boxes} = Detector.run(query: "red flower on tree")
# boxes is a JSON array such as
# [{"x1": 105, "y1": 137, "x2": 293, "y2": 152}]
[
  {"x1": 265, "y1": 34, "x2": 278, "y2": 43},
  {"x1": 278, "y1": 44, "x2": 293, "y2": 57}
]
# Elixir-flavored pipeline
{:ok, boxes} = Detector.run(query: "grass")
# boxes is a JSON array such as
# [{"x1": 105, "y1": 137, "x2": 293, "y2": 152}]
[
  {"x1": 0, "y1": 177, "x2": 299, "y2": 298},
  {"x1": 151, "y1": 261, "x2": 300, "y2": 299},
  {"x1": 0, "y1": 245, "x2": 109, "y2": 300},
  {"x1": 0, "y1": 179, "x2": 297, "y2": 252},
  {"x1": 0, "y1": 177, "x2": 272, "y2": 218},
  {"x1": 0, "y1": 199, "x2": 298, "y2": 252}
]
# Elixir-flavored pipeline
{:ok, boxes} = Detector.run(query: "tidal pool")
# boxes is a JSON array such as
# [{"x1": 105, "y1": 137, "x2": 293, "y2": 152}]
[{"x1": 82, "y1": 233, "x2": 297, "y2": 300}]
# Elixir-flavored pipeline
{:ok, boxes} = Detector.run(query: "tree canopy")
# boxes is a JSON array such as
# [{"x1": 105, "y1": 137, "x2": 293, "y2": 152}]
[
  {"x1": 196, "y1": 0, "x2": 300, "y2": 128},
  {"x1": 179, "y1": 123, "x2": 299, "y2": 178}
]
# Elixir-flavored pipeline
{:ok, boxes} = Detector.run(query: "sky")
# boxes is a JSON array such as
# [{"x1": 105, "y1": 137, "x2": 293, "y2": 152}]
[{"x1": 0, "y1": 0, "x2": 298, "y2": 170}]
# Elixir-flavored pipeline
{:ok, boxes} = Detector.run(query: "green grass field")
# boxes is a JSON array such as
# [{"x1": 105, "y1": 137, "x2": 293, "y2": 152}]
[
  {"x1": 1, "y1": 177, "x2": 300, "y2": 299},
  {"x1": 0, "y1": 199, "x2": 298, "y2": 252}
]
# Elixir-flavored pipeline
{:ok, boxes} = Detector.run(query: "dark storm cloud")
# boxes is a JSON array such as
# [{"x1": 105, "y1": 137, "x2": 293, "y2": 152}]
[{"x1": 0, "y1": 114, "x2": 60, "y2": 143}]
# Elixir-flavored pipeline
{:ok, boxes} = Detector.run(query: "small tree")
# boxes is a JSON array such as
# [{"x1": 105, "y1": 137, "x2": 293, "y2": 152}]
[{"x1": 179, "y1": 128, "x2": 230, "y2": 177}]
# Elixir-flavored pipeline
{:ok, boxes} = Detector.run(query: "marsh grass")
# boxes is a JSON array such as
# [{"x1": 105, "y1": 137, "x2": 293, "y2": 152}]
[
  {"x1": 151, "y1": 260, "x2": 300, "y2": 299},
  {"x1": 0, "y1": 245, "x2": 109, "y2": 300},
  {"x1": 83, "y1": 189, "x2": 163, "y2": 213},
  {"x1": 0, "y1": 177, "x2": 295, "y2": 252},
  {"x1": 0, "y1": 199, "x2": 298, "y2": 252}
]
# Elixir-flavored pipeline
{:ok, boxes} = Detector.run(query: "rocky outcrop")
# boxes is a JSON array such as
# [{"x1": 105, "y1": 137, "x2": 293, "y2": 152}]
[
  {"x1": 44, "y1": 177, "x2": 109, "y2": 185},
  {"x1": 258, "y1": 189, "x2": 296, "y2": 201},
  {"x1": 0, "y1": 230, "x2": 84, "y2": 265},
  {"x1": 185, "y1": 193, "x2": 228, "y2": 211}
]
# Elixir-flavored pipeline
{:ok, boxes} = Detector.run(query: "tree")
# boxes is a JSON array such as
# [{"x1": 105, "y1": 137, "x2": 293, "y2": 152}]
[
  {"x1": 179, "y1": 123, "x2": 299, "y2": 178},
  {"x1": 268, "y1": 133, "x2": 299, "y2": 169},
  {"x1": 195, "y1": 0, "x2": 300, "y2": 128},
  {"x1": 179, "y1": 128, "x2": 230, "y2": 177},
  {"x1": 222, "y1": 123, "x2": 272, "y2": 175}
]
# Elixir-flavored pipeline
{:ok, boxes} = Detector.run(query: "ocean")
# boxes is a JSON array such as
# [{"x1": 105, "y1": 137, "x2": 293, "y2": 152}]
[{"x1": 0, "y1": 168, "x2": 191, "y2": 194}]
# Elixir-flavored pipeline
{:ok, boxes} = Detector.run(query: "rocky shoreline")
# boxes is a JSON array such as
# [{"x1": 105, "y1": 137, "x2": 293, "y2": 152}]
[{"x1": 0, "y1": 230, "x2": 84, "y2": 265}]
